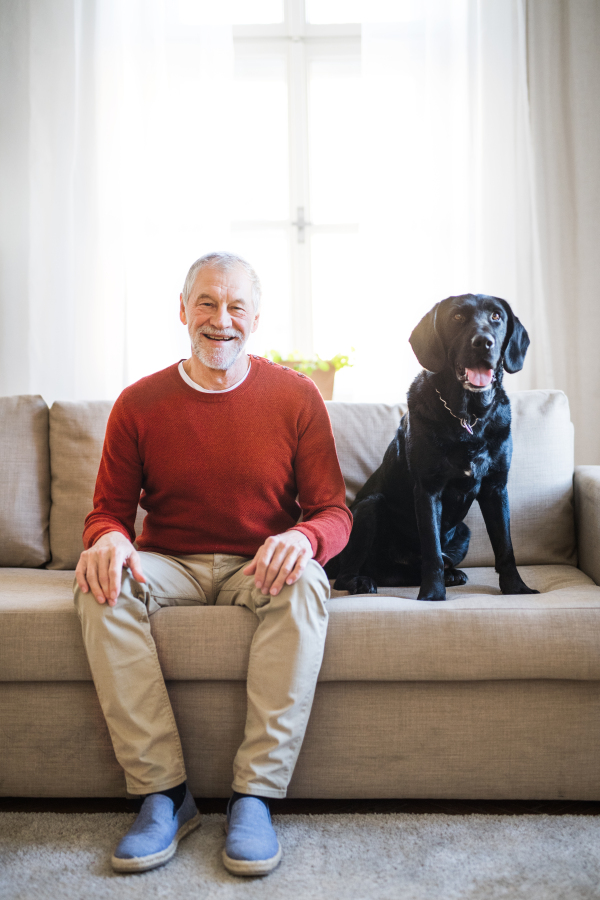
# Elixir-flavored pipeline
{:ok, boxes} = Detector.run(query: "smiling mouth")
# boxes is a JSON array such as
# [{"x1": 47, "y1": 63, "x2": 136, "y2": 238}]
[
  {"x1": 456, "y1": 365, "x2": 495, "y2": 391},
  {"x1": 202, "y1": 334, "x2": 235, "y2": 342}
]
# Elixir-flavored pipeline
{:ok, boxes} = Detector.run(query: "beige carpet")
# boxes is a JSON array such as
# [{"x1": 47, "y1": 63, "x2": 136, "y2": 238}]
[{"x1": 1, "y1": 811, "x2": 599, "y2": 900}]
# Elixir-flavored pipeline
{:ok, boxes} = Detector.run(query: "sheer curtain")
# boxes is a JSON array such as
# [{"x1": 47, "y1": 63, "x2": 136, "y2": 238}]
[
  {"x1": 0, "y1": 0, "x2": 233, "y2": 403},
  {"x1": 0, "y1": 0, "x2": 576, "y2": 417},
  {"x1": 353, "y1": 0, "x2": 552, "y2": 403},
  {"x1": 526, "y1": 0, "x2": 600, "y2": 465}
]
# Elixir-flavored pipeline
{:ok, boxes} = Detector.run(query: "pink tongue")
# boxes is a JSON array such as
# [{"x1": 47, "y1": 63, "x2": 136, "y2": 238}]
[{"x1": 465, "y1": 366, "x2": 494, "y2": 387}]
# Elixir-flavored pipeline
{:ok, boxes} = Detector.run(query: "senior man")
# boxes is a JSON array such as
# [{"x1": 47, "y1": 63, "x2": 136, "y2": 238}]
[{"x1": 74, "y1": 251, "x2": 351, "y2": 876}]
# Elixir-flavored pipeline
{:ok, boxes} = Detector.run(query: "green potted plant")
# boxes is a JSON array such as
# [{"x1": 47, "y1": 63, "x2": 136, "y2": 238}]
[{"x1": 264, "y1": 350, "x2": 353, "y2": 400}]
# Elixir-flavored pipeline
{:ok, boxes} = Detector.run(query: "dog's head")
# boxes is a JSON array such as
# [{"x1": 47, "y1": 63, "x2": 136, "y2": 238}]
[{"x1": 409, "y1": 294, "x2": 530, "y2": 391}]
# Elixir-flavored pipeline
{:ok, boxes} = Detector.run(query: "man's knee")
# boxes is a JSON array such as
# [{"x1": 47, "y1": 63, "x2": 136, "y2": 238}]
[
  {"x1": 299, "y1": 558, "x2": 330, "y2": 594},
  {"x1": 277, "y1": 559, "x2": 329, "y2": 622},
  {"x1": 74, "y1": 581, "x2": 113, "y2": 626},
  {"x1": 73, "y1": 570, "x2": 144, "y2": 619}
]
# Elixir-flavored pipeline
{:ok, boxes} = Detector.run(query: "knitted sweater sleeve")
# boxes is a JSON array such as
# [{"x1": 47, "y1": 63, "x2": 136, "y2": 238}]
[
  {"x1": 82, "y1": 394, "x2": 143, "y2": 549},
  {"x1": 288, "y1": 383, "x2": 352, "y2": 565}
]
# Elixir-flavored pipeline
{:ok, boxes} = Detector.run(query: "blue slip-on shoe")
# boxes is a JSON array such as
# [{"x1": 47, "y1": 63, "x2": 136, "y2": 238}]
[
  {"x1": 223, "y1": 795, "x2": 282, "y2": 876},
  {"x1": 111, "y1": 787, "x2": 201, "y2": 873}
]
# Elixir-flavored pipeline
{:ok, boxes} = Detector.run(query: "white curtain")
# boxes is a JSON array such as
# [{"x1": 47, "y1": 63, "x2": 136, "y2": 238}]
[
  {"x1": 0, "y1": 0, "x2": 233, "y2": 403},
  {"x1": 352, "y1": 0, "x2": 553, "y2": 403},
  {"x1": 526, "y1": 0, "x2": 600, "y2": 465},
  {"x1": 2, "y1": 0, "x2": 599, "y2": 466}
]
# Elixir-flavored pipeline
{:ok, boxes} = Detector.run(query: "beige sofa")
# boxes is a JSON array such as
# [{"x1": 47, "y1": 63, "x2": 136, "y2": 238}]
[{"x1": 1, "y1": 390, "x2": 600, "y2": 800}]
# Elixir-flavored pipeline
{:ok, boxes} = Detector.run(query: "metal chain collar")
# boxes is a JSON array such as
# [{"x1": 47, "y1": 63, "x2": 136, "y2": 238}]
[{"x1": 435, "y1": 389, "x2": 479, "y2": 435}]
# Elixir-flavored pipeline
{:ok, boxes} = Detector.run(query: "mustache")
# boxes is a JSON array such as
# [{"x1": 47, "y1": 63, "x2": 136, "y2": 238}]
[{"x1": 196, "y1": 325, "x2": 244, "y2": 340}]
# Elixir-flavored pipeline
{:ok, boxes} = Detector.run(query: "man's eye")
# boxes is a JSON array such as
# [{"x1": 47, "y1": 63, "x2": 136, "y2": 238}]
[
  {"x1": 491, "y1": 312, "x2": 501, "y2": 321},
  {"x1": 454, "y1": 314, "x2": 464, "y2": 322}
]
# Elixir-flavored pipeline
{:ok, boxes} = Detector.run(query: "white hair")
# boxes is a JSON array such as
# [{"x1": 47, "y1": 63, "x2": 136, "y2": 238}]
[{"x1": 181, "y1": 251, "x2": 262, "y2": 312}]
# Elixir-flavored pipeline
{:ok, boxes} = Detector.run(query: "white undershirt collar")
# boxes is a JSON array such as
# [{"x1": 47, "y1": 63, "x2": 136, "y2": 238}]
[{"x1": 178, "y1": 358, "x2": 251, "y2": 394}]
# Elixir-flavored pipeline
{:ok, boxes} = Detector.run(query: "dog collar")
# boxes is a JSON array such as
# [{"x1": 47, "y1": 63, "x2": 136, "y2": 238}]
[{"x1": 435, "y1": 389, "x2": 479, "y2": 435}]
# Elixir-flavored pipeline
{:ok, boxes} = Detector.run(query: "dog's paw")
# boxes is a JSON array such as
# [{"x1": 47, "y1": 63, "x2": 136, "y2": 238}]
[
  {"x1": 499, "y1": 578, "x2": 540, "y2": 595},
  {"x1": 417, "y1": 586, "x2": 447, "y2": 602},
  {"x1": 444, "y1": 568, "x2": 468, "y2": 587},
  {"x1": 334, "y1": 575, "x2": 378, "y2": 595}
]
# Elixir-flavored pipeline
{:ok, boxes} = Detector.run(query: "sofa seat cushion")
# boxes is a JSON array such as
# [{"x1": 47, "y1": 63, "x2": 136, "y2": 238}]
[
  {"x1": 325, "y1": 565, "x2": 600, "y2": 681},
  {"x1": 0, "y1": 569, "x2": 255, "y2": 683},
  {"x1": 1, "y1": 565, "x2": 600, "y2": 683}
]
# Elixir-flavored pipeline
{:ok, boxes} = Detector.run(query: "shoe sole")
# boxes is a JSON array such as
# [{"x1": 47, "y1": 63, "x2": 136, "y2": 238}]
[
  {"x1": 222, "y1": 843, "x2": 282, "y2": 877},
  {"x1": 111, "y1": 811, "x2": 201, "y2": 873}
]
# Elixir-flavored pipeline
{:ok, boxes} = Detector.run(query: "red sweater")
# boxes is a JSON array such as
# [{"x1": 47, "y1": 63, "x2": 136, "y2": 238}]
[{"x1": 83, "y1": 356, "x2": 352, "y2": 565}]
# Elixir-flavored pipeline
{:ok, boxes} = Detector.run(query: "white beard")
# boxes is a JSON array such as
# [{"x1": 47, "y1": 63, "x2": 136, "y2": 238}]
[{"x1": 190, "y1": 326, "x2": 246, "y2": 371}]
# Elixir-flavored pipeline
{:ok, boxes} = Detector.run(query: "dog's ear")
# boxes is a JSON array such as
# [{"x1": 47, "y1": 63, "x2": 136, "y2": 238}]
[
  {"x1": 498, "y1": 299, "x2": 530, "y2": 373},
  {"x1": 409, "y1": 302, "x2": 447, "y2": 373}
]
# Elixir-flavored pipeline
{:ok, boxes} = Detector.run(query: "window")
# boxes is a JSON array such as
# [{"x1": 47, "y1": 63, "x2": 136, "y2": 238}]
[
  {"x1": 166, "y1": 0, "x2": 510, "y2": 405},
  {"x1": 226, "y1": 0, "x2": 361, "y2": 382}
]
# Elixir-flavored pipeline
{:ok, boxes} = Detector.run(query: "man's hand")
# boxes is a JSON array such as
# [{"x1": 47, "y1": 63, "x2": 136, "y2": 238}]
[
  {"x1": 243, "y1": 530, "x2": 314, "y2": 597},
  {"x1": 75, "y1": 531, "x2": 146, "y2": 607}
]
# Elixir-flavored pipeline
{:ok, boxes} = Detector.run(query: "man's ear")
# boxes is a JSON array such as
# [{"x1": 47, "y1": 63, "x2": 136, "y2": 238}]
[
  {"x1": 180, "y1": 294, "x2": 187, "y2": 326},
  {"x1": 251, "y1": 310, "x2": 260, "y2": 334},
  {"x1": 409, "y1": 302, "x2": 446, "y2": 373},
  {"x1": 498, "y1": 298, "x2": 530, "y2": 373}
]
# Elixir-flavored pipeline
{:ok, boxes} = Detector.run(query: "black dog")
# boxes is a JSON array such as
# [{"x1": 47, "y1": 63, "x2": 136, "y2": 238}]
[{"x1": 328, "y1": 293, "x2": 539, "y2": 602}]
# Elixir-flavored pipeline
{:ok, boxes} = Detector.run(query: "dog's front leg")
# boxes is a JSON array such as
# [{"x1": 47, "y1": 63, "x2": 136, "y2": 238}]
[
  {"x1": 413, "y1": 483, "x2": 446, "y2": 602},
  {"x1": 478, "y1": 481, "x2": 539, "y2": 595}
]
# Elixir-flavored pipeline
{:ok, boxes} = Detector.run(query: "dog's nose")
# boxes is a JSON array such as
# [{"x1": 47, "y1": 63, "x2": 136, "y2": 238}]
[{"x1": 471, "y1": 333, "x2": 495, "y2": 351}]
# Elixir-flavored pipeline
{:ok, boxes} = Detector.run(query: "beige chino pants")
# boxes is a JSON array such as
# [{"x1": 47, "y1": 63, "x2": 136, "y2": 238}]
[{"x1": 74, "y1": 552, "x2": 330, "y2": 798}]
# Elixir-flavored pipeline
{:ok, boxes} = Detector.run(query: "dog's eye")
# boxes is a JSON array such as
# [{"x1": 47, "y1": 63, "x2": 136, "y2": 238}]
[
  {"x1": 491, "y1": 312, "x2": 501, "y2": 321},
  {"x1": 454, "y1": 314, "x2": 464, "y2": 322}
]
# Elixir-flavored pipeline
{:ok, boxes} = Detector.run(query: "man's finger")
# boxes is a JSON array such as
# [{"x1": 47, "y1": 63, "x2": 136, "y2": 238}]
[
  {"x1": 107, "y1": 553, "x2": 125, "y2": 603},
  {"x1": 85, "y1": 563, "x2": 107, "y2": 605},
  {"x1": 75, "y1": 558, "x2": 90, "y2": 594},
  {"x1": 261, "y1": 543, "x2": 290, "y2": 595},
  {"x1": 96, "y1": 552, "x2": 114, "y2": 605},
  {"x1": 285, "y1": 551, "x2": 310, "y2": 586},
  {"x1": 268, "y1": 547, "x2": 298, "y2": 596},
  {"x1": 127, "y1": 549, "x2": 146, "y2": 585},
  {"x1": 254, "y1": 540, "x2": 276, "y2": 590},
  {"x1": 243, "y1": 556, "x2": 258, "y2": 576}
]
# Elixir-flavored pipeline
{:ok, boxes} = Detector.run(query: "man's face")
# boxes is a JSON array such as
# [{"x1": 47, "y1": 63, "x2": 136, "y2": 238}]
[{"x1": 180, "y1": 265, "x2": 259, "y2": 371}]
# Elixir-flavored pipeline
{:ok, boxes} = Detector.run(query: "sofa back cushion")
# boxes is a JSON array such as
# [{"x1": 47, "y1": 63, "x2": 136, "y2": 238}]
[
  {"x1": 463, "y1": 391, "x2": 575, "y2": 566},
  {"x1": 327, "y1": 390, "x2": 576, "y2": 567},
  {"x1": 46, "y1": 389, "x2": 576, "y2": 570},
  {"x1": 47, "y1": 401, "x2": 114, "y2": 569},
  {"x1": 325, "y1": 402, "x2": 406, "y2": 506},
  {"x1": 47, "y1": 401, "x2": 147, "y2": 570},
  {"x1": 0, "y1": 395, "x2": 51, "y2": 566}
]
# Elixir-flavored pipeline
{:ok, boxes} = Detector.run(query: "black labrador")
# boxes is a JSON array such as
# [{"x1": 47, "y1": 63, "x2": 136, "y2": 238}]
[{"x1": 328, "y1": 293, "x2": 539, "y2": 602}]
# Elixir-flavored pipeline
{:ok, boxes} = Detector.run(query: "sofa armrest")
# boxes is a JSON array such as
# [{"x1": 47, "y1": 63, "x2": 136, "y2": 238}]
[{"x1": 574, "y1": 466, "x2": 600, "y2": 585}]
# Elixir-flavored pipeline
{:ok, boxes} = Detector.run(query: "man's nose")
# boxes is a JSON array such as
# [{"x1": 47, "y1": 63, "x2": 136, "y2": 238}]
[
  {"x1": 211, "y1": 306, "x2": 232, "y2": 328},
  {"x1": 471, "y1": 332, "x2": 495, "y2": 351}
]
